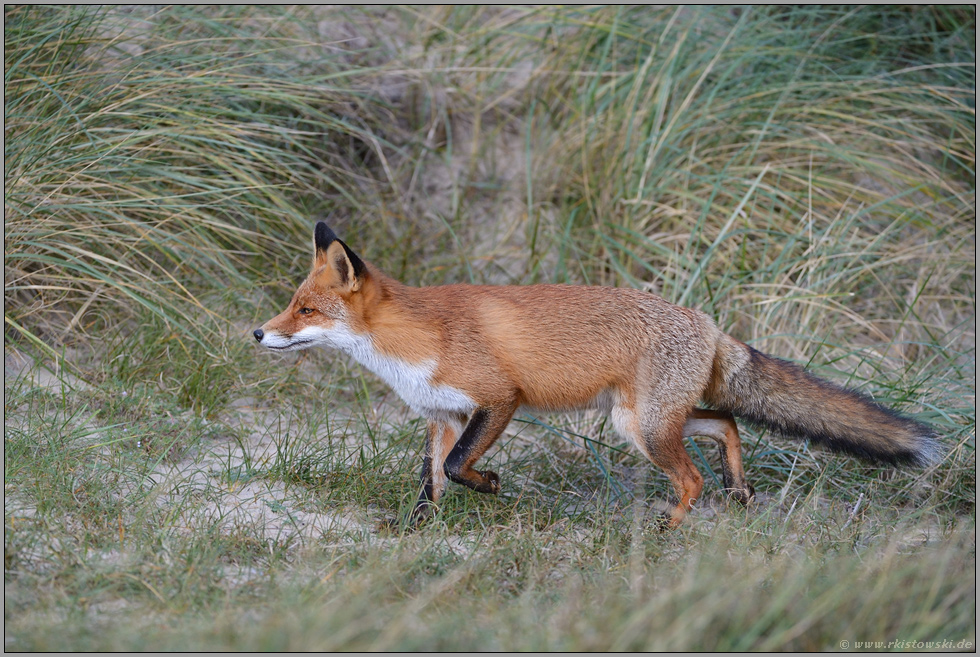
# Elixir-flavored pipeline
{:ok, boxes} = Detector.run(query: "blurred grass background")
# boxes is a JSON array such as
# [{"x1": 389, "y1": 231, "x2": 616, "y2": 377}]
[{"x1": 4, "y1": 5, "x2": 975, "y2": 651}]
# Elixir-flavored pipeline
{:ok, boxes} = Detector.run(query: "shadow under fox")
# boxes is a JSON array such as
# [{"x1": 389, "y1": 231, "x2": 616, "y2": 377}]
[{"x1": 255, "y1": 222, "x2": 939, "y2": 528}]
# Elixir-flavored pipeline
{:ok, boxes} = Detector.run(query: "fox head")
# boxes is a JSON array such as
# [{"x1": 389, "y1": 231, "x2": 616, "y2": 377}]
[{"x1": 253, "y1": 222, "x2": 370, "y2": 352}]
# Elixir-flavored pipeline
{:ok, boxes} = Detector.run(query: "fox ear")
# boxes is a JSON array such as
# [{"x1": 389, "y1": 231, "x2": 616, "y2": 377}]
[
  {"x1": 313, "y1": 221, "x2": 337, "y2": 268},
  {"x1": 314, "y1": 221, "x2": 336, "y2": 250},
  {"x1": 313, "y1": 222, "x2": 367, "y2": 292}
]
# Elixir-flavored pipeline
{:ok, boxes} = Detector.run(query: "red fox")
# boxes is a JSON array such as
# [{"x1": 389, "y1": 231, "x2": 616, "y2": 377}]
[{"x1": 254, "y1": 222, "x2": 939, "y2": 528}]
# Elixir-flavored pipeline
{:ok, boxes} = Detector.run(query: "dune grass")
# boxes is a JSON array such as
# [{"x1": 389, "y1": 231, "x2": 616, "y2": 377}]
[{"x1": 4, "y1": 5, "x2": 975, "y2": 651}]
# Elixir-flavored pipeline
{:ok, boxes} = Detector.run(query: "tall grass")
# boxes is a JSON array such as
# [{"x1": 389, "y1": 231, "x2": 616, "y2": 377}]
[
  {"x1": 4, "y1": 5, "x2": 975, "y2": 651},
  {"x1": 5, "y1": 6, "x2": 400, "y2": 348},
  {"x1": 5, "y1": 7, "x2": 974, "y2": 350}
]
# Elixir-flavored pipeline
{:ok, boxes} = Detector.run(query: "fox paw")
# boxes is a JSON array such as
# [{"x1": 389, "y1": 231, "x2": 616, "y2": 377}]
[
  {"x1": 377, "y1": 516, "x2": 403, "y2": 533},
  {"x1": 726, "y1": 484, "x2": 755, "y2": 507},
  {"x1": 653, "y1": 511, "x2": 678, "y2": 532},
  {"x1": 379, "y1": 503, "x2": 434, "y2": 533},
  {"x1": 478, "y1": 469, "x2": 500, "y2": 494},
  {"x1": 408, "y1": 500, "x2": 436, "y2": 524},
  {"x1": 445, "y1": 467, "x2": 501, "y2": 494}
]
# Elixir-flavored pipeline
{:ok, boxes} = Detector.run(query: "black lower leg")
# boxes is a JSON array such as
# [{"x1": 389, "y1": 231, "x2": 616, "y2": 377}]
[
  {"x1": 443, "y1": 407, "x2": 508, "y2": 494},
  {"x1": 409, "y1": 455, "x2": 436, "y2": 522},
  {"x1": 717, "y1": 445, "x2": 754, "y2": 506}
]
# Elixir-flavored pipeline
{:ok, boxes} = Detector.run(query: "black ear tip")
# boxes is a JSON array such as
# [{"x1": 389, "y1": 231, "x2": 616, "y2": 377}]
[{"x1": 314, "y1": 222, "x2": 338, "y2": 251}]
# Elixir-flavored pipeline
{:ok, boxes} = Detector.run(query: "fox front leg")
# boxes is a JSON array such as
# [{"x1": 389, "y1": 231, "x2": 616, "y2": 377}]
[
  {"x1": 443, "y1": 401, "x2": 518, "y2": 494},
  {"x1": 408, "y1": 415, "x2": 466, "y2": 525}
]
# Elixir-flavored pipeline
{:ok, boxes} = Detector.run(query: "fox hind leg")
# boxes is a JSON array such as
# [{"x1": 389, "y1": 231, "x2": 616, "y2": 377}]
[
  {"x1": 683, "y1": 409, "x2": 755, "y2": 506},
  {"x1": 615, "y1": 403, "x2": 704, "y2": 530}
]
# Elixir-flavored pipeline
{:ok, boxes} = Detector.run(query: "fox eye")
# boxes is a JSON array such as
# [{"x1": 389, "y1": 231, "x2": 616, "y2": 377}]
[{"x1": 298, "y1": 307, "x2": 314, "y2": 315}]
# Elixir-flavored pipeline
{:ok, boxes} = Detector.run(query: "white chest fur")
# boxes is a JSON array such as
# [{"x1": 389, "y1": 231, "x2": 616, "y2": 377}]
[{"x1": 294, "y1": 325, "x2": 476, "y2": 418}]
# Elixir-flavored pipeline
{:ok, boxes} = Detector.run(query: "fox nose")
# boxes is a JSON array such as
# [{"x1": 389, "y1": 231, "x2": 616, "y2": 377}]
[{"x1": 253, "y1": 328, "x2": 264, "y2": 342}]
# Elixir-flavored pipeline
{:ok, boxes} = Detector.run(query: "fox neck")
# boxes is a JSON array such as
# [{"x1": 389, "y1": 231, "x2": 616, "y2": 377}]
[
  {"x1": 345, "y1": 271, "x2": 428, "y2": 355},
  {"x1": 336, "y1": 272, "x2": 474, "y2": 418}
]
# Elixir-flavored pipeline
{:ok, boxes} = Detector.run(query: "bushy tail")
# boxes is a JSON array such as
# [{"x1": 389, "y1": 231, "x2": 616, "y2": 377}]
[{"x1": 704, "y1": 334, "x2": 941, "y2": 467}]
